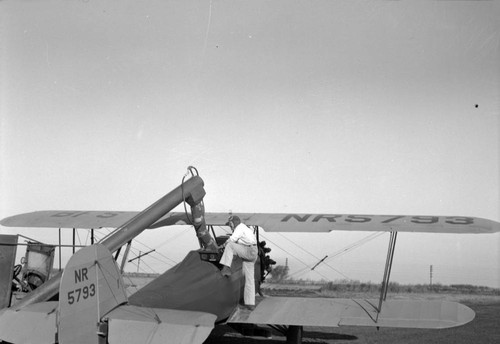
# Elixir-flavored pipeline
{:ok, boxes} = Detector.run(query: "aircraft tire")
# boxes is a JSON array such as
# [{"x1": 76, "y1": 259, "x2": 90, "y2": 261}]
[{"x1": 286, "y1": 325, "x2": 303, "y2": 344}]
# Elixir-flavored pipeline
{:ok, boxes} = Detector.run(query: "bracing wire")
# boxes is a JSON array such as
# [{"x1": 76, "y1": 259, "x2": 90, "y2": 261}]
[
  {"x1": 259, "y1": 233, "x2": 334, "y2": 281},
  {"x1": 91, "y1": 228, "x2": 178, "y2": 270},
  {"x1": 276, "y1": 232, "x2": 323, "y2": 260},
  {"x1": 264, "y1": 231, "x2": 387, "y2": 282},
  {"x1": 84, "y1": 229, "x2": 90, "y2": 246},
  {"x1": 275, "y1": 232, "x2": 349, "y2": 279},
  {"x1": 154, "y1": 227, "x2": 192, "y2": 250},
  {"x1": 75, "y1": 229, "x2": 82, "y2": 246},
  {"x1": 323, "y1": 232, "x2": 385, "y2": 263}
]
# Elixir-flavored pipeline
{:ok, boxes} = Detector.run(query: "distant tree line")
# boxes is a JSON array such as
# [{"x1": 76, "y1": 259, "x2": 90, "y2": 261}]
[
  {"x1": 320, "y1": 281, "x2": 500, "y2": 295},
  {"x1": 266, "y1": 266, "x2": 499, "y2": 295},
  {"x1": 268, "y1": 264, "x2": 289, "y2": 282}
]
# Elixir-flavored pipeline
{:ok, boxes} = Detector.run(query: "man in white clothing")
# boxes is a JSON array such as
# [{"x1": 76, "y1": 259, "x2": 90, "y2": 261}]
[{"x1": 219, "y1": 215, "x2": 258, "y2": 309}]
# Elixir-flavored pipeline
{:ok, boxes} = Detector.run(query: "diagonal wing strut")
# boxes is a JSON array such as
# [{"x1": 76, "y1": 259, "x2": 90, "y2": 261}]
[{"x1": 376, "y1": 231, "x2": 398, "y2": 321}]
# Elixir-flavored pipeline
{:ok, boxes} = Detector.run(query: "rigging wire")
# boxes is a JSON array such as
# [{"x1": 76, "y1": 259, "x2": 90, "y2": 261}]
[
  {"x1": 92, "y1": 229, "x2": 178, "y2": 270},
  {"x1": 323, "y1": 232, "x2": 385, "y2": 263},
  {"x1": 84, "y1": 229, "x2": 90, "y2": 246},
  {"x1": 265, "y1": 231, "x2": 387, "y2": 281},
  {"x1": 259, "y1": 233, "x2": 333, "y2": 281},
  {"x1": 276, "y1": 232, "x2": 323, "y2": 260},
  {"x1": 126, "y1": 240, "x2": 178, "y2": 267},
  {"x1": 259, "y1": 233, "x2": 311, "y2": 269},
  {"x1": 75, "y1": 229, "x2": 82, "y2": 246},
  {"x1": 129, "y1": 245, "x2": 177, "y2": 267},
  {"x1": 275, "y1": 232, "x2": 349, "y2": 279},
  {"x1": 128, "y1": 257, "x2": 157, "y2": 274},
  {"x1": 154, "y1": 227, "x2": 192, "y2": 250}
]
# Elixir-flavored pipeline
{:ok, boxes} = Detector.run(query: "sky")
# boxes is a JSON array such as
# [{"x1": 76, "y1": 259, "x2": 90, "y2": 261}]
[{"x1": 1, "y1": 1, "x2": 499, "y2": 288}]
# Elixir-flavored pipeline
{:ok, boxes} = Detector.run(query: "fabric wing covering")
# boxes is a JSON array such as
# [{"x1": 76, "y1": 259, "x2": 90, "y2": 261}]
[
  {"x1": 2, "y1": 211, "x2": 500, "y2": 234},
  {"x1": 104, "y1": 305, "x2": 217, "y2": 344},
  {"x1": 0, "y1": 302, "x2": 57, "y2": 344},
  {"x1": 228, "y1": 297, "x2": 475, "y2": 329}
]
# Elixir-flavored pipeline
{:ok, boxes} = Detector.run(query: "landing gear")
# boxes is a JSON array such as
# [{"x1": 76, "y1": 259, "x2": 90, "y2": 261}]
[
  {"x1": 286, "y1": 326, "x2": 303, "y2": 344},
  {"x1": 270, "y1": 325, "x2": 304, "y2": 344}
]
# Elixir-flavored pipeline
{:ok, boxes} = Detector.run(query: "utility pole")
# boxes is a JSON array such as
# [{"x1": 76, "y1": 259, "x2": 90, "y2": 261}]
[{"x1": 430, "y1": 265, "x2": 433, "y2": 287}]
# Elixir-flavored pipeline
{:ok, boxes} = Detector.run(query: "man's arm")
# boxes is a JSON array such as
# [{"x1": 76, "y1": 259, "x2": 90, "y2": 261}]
[{"x1": 229, "y1": 225, "x2": 244, "y2": 243}]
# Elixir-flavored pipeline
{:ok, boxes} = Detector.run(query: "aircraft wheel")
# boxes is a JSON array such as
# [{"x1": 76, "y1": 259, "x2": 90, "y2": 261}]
[
  {"x1": 286, "y1": 325, "x2": 303, "y2": 344},
  {"x1": 26, "y1": 271, "x2": 45, "y2": 290}
]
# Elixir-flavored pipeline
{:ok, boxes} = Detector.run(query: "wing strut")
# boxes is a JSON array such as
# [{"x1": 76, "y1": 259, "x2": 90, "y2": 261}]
[
  {"x1": 119, "y1": 240, "x2": 132, "y2": 273},
  {"x1": 376, "y1": 231, "x2": 398, "y2": 321}
]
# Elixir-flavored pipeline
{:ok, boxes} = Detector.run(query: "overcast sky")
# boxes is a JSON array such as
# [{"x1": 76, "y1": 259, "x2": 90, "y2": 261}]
[{"x1": 1, "y1": 1, "x2": 499, "y2": 287}]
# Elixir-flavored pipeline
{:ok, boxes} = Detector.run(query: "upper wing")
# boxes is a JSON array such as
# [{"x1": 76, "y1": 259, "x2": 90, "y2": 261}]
[
  {"x1": 0, "y1": 211, "x2": 140, "y2": 229},
  {"x1": 227, "y1": 296, "x2": 475, "y2": 329},
  {"x1": 215, "y1": 213, "x2": 500, "y2": 234},
  {"x1": 0, "y1": 211, "x2": 205, "y2": 229},
  {"x1": 2, "y1": 211, "x2": 499, "y2": 234}
]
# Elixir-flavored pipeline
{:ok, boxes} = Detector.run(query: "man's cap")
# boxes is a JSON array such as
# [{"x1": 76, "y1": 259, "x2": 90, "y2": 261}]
[{"x1": 226, "y1": 215, "x2": 241, "y2": 226}]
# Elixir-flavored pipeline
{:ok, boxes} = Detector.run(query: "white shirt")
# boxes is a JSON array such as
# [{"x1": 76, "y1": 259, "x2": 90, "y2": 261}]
[{"x1": 229, "y1": 223, "x2": 257, "y2": 245}]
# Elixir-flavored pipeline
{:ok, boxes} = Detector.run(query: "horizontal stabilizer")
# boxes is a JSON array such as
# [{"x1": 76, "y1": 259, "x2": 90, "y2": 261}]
[
  {"x1": 227, "y1": 297, "x2": 475, "y2": 329},
  {"x1": 2, "y1": 211, "x2": 499, "y2": 233},
  {"x1": 104, "y1": 305, "x2": 217, "y2": 344},
  {"x1": 0, "y1": 302, "x2": 57, "y2": 344}
]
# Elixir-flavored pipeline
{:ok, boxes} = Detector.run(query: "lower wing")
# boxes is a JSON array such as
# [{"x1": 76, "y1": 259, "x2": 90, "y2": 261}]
[{"x1": 227, "y1": 296, "x2": 475, "y2": 329}]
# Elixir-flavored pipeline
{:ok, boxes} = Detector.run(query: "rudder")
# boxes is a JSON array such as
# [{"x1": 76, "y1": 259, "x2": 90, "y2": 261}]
[{"x1": 58, "y1": 244, "x2": 127, "y2": 344}]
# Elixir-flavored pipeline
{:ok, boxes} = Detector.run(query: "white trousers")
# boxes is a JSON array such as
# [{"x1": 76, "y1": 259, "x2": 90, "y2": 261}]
[{"x1": 220, "y1": 241, "x2": 258, "y2": 305}]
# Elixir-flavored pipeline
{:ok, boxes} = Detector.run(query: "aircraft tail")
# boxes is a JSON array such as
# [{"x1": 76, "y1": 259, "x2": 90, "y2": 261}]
[
  {"x1": 58, "y1": 244, "x2": 128, "y2": 344},
  {"x1": 0, "y1": 235, "x2": 18, "y2": 309},
  {"x1": 57, "y1": 244, "x2": 216, "y2": 344}
]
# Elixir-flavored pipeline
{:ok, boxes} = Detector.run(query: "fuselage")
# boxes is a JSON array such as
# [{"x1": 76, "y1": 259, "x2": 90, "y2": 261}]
[{"x1": 128, "y1": 250, "x2": 249, "y2": 322}]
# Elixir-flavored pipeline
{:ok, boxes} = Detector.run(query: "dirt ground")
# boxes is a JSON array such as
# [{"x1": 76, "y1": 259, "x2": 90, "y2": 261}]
[{"x1": 204, "y1": 296, "x2": 500, "y2": 344}]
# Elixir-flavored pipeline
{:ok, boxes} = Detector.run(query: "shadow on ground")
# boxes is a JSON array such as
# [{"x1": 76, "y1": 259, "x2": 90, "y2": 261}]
[
  {"x1": 204, "y1": 325, "x2": 358, "y2": 343},
  {"x1": 304, "y1": 330, "x2": 357, "y2": 341}
]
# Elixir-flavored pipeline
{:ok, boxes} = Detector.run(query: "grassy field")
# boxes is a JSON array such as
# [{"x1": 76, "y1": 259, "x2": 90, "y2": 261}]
[{"x1": 204, "y1": 292, "x2": 500, "y2": 343}]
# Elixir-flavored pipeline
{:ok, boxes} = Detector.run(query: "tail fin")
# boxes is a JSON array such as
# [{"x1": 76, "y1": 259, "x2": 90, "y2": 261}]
[
  {"x1": 58, "y1": 244, "x2": 127, "y2": 344},
  {"x1": 0, "y1": 234, "x2": 18, "y2": 309}
]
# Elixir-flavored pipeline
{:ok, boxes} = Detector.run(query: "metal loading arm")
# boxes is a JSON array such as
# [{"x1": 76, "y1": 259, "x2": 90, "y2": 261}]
[
  {"x1": 183, "y1": 169, "x2": 217, "y2": 251},
  {"x1": 14, "y1": 174, "x2": 208, "y2": 309}
]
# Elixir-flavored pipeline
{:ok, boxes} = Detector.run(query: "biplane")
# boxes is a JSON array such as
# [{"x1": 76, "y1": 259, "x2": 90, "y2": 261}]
[{"x1": 1, "y1": 168, "x2": 499, "y2": 344}]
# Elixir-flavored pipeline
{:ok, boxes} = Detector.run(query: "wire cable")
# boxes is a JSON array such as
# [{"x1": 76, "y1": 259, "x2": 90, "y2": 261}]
[
  {"x1": 275, "y1": 232, "x2": 350, "y2": 279},
  {"x1": 259, "y1": 233, "x2": 334, "y2": 281}
]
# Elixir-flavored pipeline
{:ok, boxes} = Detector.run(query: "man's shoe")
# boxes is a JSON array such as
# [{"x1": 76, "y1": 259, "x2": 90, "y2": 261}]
[
  {"x1": 221, "y1": 266, "x2": 232, "y2": 277},
  {"x1": 241, "y1": 304, "x2": 255, "y2": 311}
]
